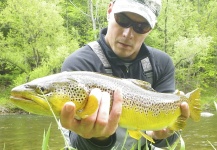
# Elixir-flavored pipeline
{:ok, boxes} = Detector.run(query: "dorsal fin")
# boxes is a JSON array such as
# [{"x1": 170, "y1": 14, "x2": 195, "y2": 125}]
[{"x1": 126, "y1": 79, "x2": 155, "y2": 92}]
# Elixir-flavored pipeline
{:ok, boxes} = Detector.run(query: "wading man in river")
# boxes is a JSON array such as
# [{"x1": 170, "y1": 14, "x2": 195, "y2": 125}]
[{"x1": 60, "y1": 0, "x2": 190, "y2": 149}]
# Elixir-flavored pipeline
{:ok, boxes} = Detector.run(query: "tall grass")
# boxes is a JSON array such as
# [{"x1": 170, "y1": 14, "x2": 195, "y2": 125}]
[
  {"x1": 207, "y1": 140, "x2": 217, "y2": 150},
  {"x1": 42, "y1": 90, "x2": 75, "y2": 150},
  {"x1": 214, "y1": 101, "x2": 217, "y2": 111},
  {"x1": 3, "y1": 143, "x2": 6, "y2": 150},
  {"x1": 42, "y1": 123, "x2": 52, "y2": 150},
  {"x1": 42, "y1": 126, "x2": 187, "y2": 150}
]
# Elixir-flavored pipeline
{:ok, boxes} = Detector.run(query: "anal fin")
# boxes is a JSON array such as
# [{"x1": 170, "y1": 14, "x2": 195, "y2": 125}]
[
  {"x1": 168, "y1": 116, "x2": 186, "y2": 131},
  {"x1": 128, "y1": 130, "x2": 155, "y2": 143}
]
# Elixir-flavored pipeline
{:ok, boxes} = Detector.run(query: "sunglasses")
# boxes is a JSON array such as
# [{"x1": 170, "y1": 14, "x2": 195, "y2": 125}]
[{"x1": 114, "y1": 13, "x2": 152, "y2": 34}]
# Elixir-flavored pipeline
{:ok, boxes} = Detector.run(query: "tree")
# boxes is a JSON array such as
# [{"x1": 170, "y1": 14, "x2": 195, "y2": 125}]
[
  {"x1": 146, "y1": 0, "x2": 213, "y2": 91},
  {"x1": 60, "y1": 0, "x2": 108, "y2": 46},
  {"x1": 0, "y1": 0, "x2": 79, "y2": 86}
]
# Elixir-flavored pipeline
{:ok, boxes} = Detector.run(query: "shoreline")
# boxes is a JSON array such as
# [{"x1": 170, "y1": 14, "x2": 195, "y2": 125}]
[
  {"x1": 0, "y1": 106, "x2": 27, "y2": 115},
  {"x1": 0, "y1": 105, "x2": 216, "y2": 116}
]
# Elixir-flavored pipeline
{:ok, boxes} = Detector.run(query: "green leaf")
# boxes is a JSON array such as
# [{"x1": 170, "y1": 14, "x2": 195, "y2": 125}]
[{"x1": 42, "y1": 123, "x2": 52, "y2": 150}]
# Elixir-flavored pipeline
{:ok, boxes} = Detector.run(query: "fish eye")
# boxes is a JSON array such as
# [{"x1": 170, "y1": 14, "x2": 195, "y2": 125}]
[{"x1": 36, "y1": 86, "x2": 49, "y2": 94}]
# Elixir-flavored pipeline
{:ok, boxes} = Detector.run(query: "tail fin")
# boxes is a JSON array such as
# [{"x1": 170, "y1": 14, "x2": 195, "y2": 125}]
[{"x1": 186, "y1": 88, "x2": 201, "y2": 122}]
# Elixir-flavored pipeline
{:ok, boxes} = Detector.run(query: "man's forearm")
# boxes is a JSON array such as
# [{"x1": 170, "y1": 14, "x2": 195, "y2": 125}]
[{"x1": 152, "y1": 132, "x2": 179, "y2": 148}]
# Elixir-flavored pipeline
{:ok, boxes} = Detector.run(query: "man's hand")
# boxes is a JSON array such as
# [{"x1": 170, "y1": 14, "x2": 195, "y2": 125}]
[
  {"x1": 147, "y1": 102, "x2": 190, "y2": 140},
  {"x1": 60, "y1": 88, "x2": 123, "y2": 140}
]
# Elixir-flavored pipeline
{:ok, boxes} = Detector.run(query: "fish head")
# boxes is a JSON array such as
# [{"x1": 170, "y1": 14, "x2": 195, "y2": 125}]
[{"x1": 10, "y1": 72, "x2": 89, "y2": 116}]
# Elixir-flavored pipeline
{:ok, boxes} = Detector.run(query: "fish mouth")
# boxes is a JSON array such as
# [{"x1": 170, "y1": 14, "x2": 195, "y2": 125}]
[
  {"x1": 10, "y1": 91, "x2": 48, "y2": 108},
  {"x1": 10, "y1": 92, "x2": 53, "y2": 116},
  {"x1": 10, "y1": 94, "x2": 32, "y2": 101},
  {"x1": 10, "y1": 92, "x2": 36, "y2": 103}
]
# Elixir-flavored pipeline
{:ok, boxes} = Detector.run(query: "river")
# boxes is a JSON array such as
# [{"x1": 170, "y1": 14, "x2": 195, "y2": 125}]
[
  {"x1": 0, "y1": 115, "x2": 64, "y2": 150},
  {"x1": 0, "y1": 113, "x2": 216, "y2": 150}
]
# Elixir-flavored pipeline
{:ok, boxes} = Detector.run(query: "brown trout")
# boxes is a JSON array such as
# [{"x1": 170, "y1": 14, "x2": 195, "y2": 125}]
[{"x1": 10, "y1": 71, "x2": 201, "y2": 135}]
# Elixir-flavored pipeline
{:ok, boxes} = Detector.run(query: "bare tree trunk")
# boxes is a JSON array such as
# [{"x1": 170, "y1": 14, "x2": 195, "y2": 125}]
[
  {"x1": 164, "y1": 0, "x2": 169, "y2": 53},
  {"x1": 88, "y1": 0, "x2": 97, "y2": 40}
]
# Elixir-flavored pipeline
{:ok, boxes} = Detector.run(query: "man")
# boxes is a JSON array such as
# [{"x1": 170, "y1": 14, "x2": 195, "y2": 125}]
[{"x1": 60, "y1": 0, "x2": 190, "y2": 149}]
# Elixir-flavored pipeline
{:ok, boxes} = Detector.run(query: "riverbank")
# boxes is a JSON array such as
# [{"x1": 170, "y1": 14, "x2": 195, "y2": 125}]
[
  {"x1": 0, "y1": 103, "x2": 216, "y2": 116},
  {"x1": 0, "y1": 106, "x2": 27, "y2": 115}
]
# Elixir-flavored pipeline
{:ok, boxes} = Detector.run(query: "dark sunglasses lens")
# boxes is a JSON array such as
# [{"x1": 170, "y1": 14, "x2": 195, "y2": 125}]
[
  {"x1": 114, "y1": 13, "x2": 152, "y2": 34},
  {"x1": 133, "y1": 23, "x2": 151, "y2": 34},
  {"x1": 114, "y1": 13, "x2": 131, "y2": 28}
]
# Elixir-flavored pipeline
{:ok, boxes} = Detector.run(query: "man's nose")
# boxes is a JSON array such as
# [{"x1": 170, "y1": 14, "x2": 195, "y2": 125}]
[{"x1": 122, "y1": 27, "x2": 134, "y2": 39}]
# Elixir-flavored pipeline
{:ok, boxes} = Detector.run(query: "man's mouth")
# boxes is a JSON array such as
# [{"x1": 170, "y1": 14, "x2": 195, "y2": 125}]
[{"x1": 118, "y1": 42, "x2": 131, "y2": 47}]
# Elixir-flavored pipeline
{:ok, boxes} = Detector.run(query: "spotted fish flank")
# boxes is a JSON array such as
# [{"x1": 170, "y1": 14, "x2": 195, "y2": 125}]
[{"x1": 10, "y1": 71, "x2": 201, "y2": 137}]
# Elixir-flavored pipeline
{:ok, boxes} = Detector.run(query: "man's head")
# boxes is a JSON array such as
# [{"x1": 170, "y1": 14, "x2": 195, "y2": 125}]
[{"x1": 105, "y1": 0, "x2": 161, "y2": 61}]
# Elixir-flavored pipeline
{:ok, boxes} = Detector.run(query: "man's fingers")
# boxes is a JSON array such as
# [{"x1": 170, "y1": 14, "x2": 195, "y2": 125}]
[
  {"x1": 83, "y1": 88, "x2": 102, "y2": 120},
  {"x1": 60, "y1": 102, "x2": 77, "y2": 129},
  {"x1": 180, "y1": 102, "x2": 190, "y2": 119},
  {"x1": 80, "y1": 89, "x2": 102, "y2": 132},
  {"x1": 107, "y1": 89, "x2": 123, "y2": 130},
  {"x1": 89, "y1": 88, "x2": 103, "y2": 104},
  {"x1": 96, "y1": 92, "x2": 111, "y2": 128}
]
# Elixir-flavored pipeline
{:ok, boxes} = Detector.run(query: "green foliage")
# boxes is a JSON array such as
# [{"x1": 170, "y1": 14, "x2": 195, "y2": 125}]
[
  {"x1": 146, "y1": 0, "x2": 216, "y2": 93},
  {"x1": 60, "y1": 0, "x2": 108, "y2": 46},
  {"x1": 0, "y1": 0, "x2": 79, "y2": 86},
  {"x1": 173, "y1": 36, "x2": 212, "y2": 91},
  {"x1": 0, "y1": 0, "x2": 7, "y2": 11},
  {"x1": 61, "y1": 0, "x2": 91, "y2": 45},
  {"x1": 0, "y1": 0, "x2": 79, "y2": 107},
  {"x1": 42, "y1": 123, "x2": 52, "y2": 150},
  {"x1": 200, "y1": 87, "x2": 217, "y2": 111},
  {"x1": 0, "y1": 85, "x2": 10, "y2": 105}
]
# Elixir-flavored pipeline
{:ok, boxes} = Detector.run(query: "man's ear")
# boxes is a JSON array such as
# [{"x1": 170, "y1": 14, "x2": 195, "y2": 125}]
[{"x1": 107, "y1": 2, "x2": 113, "y2": 20}]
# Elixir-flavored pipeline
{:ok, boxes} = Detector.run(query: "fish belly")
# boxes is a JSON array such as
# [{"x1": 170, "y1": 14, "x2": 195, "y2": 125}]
[{"x1": 119, "y1": 106, "x2": 181, "y2": 131}]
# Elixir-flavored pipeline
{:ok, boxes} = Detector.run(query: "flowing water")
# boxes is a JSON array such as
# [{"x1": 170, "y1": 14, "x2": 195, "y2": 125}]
[
  {"x1": 0, "y1": 115, "x2": 64, "y2": 150},
  {"x1": 0, "y1": 113, "x2": 216, "y2": 150},
  {"x1": 181, "y1": 112, "x2": 217, "y2": 149}
]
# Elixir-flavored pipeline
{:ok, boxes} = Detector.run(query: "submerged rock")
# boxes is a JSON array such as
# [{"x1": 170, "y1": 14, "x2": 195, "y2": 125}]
[{"x1": 200, "y1": 112, "x2": 214, "y2": 117}]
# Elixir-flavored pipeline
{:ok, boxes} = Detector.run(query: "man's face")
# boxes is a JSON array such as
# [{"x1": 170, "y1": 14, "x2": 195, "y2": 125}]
[{"x1": 105, "y1": 4, "x2": 151, "y2": 61}]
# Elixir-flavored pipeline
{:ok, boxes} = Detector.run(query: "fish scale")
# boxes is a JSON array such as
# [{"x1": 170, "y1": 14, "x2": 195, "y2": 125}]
[{"x1": 10, "y1": 71, "x2": 201, "y2": 135}]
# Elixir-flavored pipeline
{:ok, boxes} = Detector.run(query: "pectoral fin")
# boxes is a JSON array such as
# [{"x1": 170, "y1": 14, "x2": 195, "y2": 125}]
[
  {"x1": 76, "y1": 94, "x2": 99, "y2": 119},
  {"x1": 128, "y1": 130, "x2": 155, "y2": 143}
]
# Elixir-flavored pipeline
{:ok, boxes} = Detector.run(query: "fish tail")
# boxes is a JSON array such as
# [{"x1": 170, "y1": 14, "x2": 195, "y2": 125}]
[
  {"x1": 187, "y1": 88, "x2": 201, "y2": 122},
  {"x1": 168, "y1": 88, "x2": 201, "y2": 131}
]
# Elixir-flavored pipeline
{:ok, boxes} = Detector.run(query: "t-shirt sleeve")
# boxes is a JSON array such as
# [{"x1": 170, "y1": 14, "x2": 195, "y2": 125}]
[
  {"x1": 61, "y1": 45, "x2": 105, "y2": 73},
  {"x1": 150, "y1": 48, "x2": 175, "y2": 93}
]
